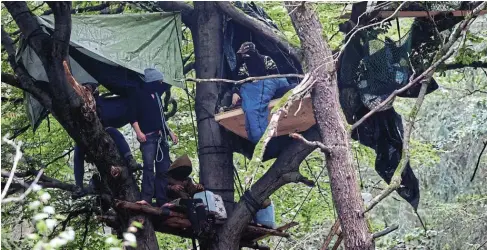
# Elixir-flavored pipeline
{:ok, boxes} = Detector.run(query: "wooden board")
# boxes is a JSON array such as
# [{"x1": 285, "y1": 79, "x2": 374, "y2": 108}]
[
  {"x1": 215, "y1": 95, "x2": 316, "y2": 139},
  {"x1": 340, "y1": 10, "x2": 487, "y2": 19}
]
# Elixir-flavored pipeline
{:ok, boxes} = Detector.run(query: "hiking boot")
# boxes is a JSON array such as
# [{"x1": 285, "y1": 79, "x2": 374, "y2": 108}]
[
  {"x1": 126, "y1": 156, "x2": 142, "y2": 172},
  {"x1": 72, "y1": 186, "x2": 87, "y2": 200}
]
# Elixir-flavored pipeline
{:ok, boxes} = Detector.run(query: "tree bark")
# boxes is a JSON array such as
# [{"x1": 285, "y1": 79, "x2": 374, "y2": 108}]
[
  {"x1": 286, "y1": 2, "x2": 373, "y2": 250},
  {"x1": 3, "y1": 2, "x2": 158, "y2": 249},
  {"x1": 193, "y1": 2, "x2": 235, "y2": 214}
]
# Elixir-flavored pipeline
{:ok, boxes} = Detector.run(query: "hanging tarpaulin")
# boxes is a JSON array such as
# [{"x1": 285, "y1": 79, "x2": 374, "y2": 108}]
[
  {"x1": 16, "y1": 12, "x2": 184, "y2": 131},
  {"x1": 40, "y1": 12, "x2": 184, "y2": 88}
]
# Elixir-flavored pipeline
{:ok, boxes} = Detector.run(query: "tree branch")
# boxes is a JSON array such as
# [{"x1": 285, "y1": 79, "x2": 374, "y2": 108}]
[
  {"x1": 215, "y1": 1, "x2": 301, "y2": 63},
  {"x1": 182, "y1": 73, "x2": 305, "y2": 85},
  {"x1": 290, "y1": 133, "x2": 331, "y2": 154},
  {"x1": 444, "y1": 61, "x2": 487, "y2": 71},
  {"x1": 372, "y1": 225, "x2": 399, "y2": 239},
  {"x1": 156, "y1": 1, "x2": 195, "y2": 28},
  {"x1": 471, "y1": 140, "x2": 487, "y2": 182},
  {"x1": 216, "y1": 126, "x2": 321, "y2": 249}
]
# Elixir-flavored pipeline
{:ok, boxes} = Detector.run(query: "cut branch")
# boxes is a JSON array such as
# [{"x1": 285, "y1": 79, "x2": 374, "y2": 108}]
[
  {"x1": 215, "y1": 1, "x2": 301, "y2": 63},
  {"x1": 290, "y1": 133, "x2": 330, "y2": 154}
]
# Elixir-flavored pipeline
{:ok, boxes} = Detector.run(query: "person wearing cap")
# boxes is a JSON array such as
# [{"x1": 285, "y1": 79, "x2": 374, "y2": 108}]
[
  {"x1": 166, "y1": 154, "x2": 204, "y2": 201},
  {"x1": 129, "y1": 68, "x2": 178, "y2": 207}
]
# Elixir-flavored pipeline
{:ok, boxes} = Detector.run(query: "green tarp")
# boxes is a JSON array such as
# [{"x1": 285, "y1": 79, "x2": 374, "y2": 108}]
[{"x1": 17, "y1": 12, "x2": 184, "y2": 131}]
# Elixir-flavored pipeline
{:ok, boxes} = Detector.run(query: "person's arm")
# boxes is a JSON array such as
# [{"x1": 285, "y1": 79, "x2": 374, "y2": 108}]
[
  {"x1": 128, "y1": 89, "x2": 146, "y2": 142},
  {"x1": 131, "y1": 122, "x2": 146, "y2": 142}
]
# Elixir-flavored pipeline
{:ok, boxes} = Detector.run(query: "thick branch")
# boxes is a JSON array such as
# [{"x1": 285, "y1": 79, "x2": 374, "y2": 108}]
[
  {"x1": 43, "y1": 2, "x2": 110, "y2": 15},
  {"x1": 215, "y1": 127, "x2": 321, "y2": 250},
  {"x1": 156, "y1": 1, "x2": 195, "y2": 28},
  {"x1": 215, "y1": 1, "x2": 301, "y2": 63}
]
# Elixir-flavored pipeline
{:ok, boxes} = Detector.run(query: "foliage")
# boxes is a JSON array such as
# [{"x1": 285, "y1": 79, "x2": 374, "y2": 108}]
[{"x1": 2, "y1": 2, "x2": 487, "y2": 250}]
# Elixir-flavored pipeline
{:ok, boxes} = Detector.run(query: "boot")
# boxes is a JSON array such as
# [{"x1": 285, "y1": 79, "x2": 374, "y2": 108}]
[
  {"x1": 71, "y1": 186, "x2": 87, "y2": 200},
  {"x1": 126, "y1": 155, "x2": 142, "y2": 172}
]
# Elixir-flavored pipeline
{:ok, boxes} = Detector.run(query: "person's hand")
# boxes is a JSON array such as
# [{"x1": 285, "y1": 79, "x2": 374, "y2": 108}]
[
  {"x1": 136, "y1": 132, "x2": 146, "y2": 143},
  {"x1": 195, "y1": 184, "x2": 204, "y2": 191},
  {"x1": 232, "y1": 93, "x2": 241, "y2": 105},
  {"x1": 171, "y1": 184, "x2": 184, "y2": 192},
  {"x1": 170, "y1": 131, "x2": 178, "y2": 145}
]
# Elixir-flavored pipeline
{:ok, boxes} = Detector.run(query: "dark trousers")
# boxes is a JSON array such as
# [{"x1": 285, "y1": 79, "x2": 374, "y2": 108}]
[
  {"x1": 74, "y1": 127, "x2": 132, "y2": 188},
  {"x1": 140, "y1": 133, "x2": 170, "y2": 206}
]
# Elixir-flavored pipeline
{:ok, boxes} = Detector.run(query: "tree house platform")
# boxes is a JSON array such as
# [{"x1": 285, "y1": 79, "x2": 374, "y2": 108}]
[
  {"x1": 215, "y1": 95, "x2": 316, "y2": 140},
  {"x1": 340, "y1": 10, "x2": 487, "y2": 19}
]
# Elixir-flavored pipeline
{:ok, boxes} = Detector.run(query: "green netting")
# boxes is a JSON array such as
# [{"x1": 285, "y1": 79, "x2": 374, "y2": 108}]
[{"x1": 356, "y1": 30, "x2": 414, "y2": 110}]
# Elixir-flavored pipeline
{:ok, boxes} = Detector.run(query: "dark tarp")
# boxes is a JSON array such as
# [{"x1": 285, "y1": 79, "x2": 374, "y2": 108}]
[
  {"x1": 16, "y1": 13, "x2": 184, "y2": 131},
  {"x1": 336, "y1": 21, "x2": 443, "y2": 209}
]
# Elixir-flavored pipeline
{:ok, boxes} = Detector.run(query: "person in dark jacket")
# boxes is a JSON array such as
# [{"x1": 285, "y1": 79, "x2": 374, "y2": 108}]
[
  {"x1": 72, "y1": 83, "x2": 141, "y2": 199},
  {"x1": 166, "y1": 154, "x2": 204, "y2": 201},
  {"x1": 129, "y1": 68, "x2": 178, "y2": 207}
]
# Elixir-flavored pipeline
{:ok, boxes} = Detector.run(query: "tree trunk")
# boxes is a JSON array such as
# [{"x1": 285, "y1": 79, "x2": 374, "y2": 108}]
[
  {"x1": 287, "y1": 3, "x2": 374, "y2": 250},
  {"x1": 193, "y1": 2, "x2": 235, "y2": 214},
  {"x1": 3, "y1": 2, "x2": 158, "y2": 249}
]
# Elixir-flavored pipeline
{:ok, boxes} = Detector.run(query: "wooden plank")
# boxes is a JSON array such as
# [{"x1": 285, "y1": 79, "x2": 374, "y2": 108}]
[
  {"x1": 340, "y1": 10, "x2": 487, "y2": 19},
  {"x1": 215, "y1": 95, "x2": 316, "y2": 139}
]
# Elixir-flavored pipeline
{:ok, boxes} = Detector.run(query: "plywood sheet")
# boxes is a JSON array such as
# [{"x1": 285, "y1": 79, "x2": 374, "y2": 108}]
[{"x1": 215, "y1": 96, "x2": 316, "y2": 139}]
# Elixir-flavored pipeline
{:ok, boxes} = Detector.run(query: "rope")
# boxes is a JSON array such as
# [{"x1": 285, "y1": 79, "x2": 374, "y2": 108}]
[
  {"x1": 155, "y1": 92, "x2": 168, "y2": 163},
  {"x1": 185, "y1": 84, "x2": 198, "y2": 153},
  {"x1": 274, "y1": 162, "x2": 328, "y2": 250}
]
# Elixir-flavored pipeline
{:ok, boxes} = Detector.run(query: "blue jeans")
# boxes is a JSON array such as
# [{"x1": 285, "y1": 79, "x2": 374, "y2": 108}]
[
  {"x1": 140, "y1": 133, "x2": 170, "y2": 206},
  {"x1": 74, "y1": 127, "x2": 132, "y2": 188}
]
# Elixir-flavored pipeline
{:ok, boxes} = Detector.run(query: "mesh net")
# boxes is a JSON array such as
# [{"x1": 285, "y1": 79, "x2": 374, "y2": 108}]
[{"x1": 338, "y1": 28, "x2": 414, "y2": 122}]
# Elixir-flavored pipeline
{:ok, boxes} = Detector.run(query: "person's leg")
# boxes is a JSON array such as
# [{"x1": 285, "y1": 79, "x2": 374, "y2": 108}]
[
  {"x1": 154, "y1": 141, "x2": 170, "y2": 207},
  {"x1": 105, "y1": 127, "x2": 140, "y2": 171},
  {"x1": 105, "y1": 127, "x2": 131, "y2": 159},
  {"x1": 139, "y1": 134, "x2": 158, "y2": 205},
  {"x1": 73, "y1": 144, "x2": 86, "y2": 188}
]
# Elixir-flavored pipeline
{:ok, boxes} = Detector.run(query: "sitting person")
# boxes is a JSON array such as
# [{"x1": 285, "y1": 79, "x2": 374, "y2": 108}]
[
  {"x1": 231, "y1": 42, "x2": 296, "y2": 143},
  {"x1": 166, "y1": 154, "x2": 204, "y2": 201},
  {"x1": 166, "y1": 154, "x2": 208, "y2": 237}
]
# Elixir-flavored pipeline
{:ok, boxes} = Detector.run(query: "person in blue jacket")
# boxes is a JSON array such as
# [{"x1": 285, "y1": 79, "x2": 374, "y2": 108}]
[
  {"x1": 231, "y1": 42, "x2": 295, "y2": 143},
  {"x1": 129, "y1": 68, "x2": 178, "y2": 207}
]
